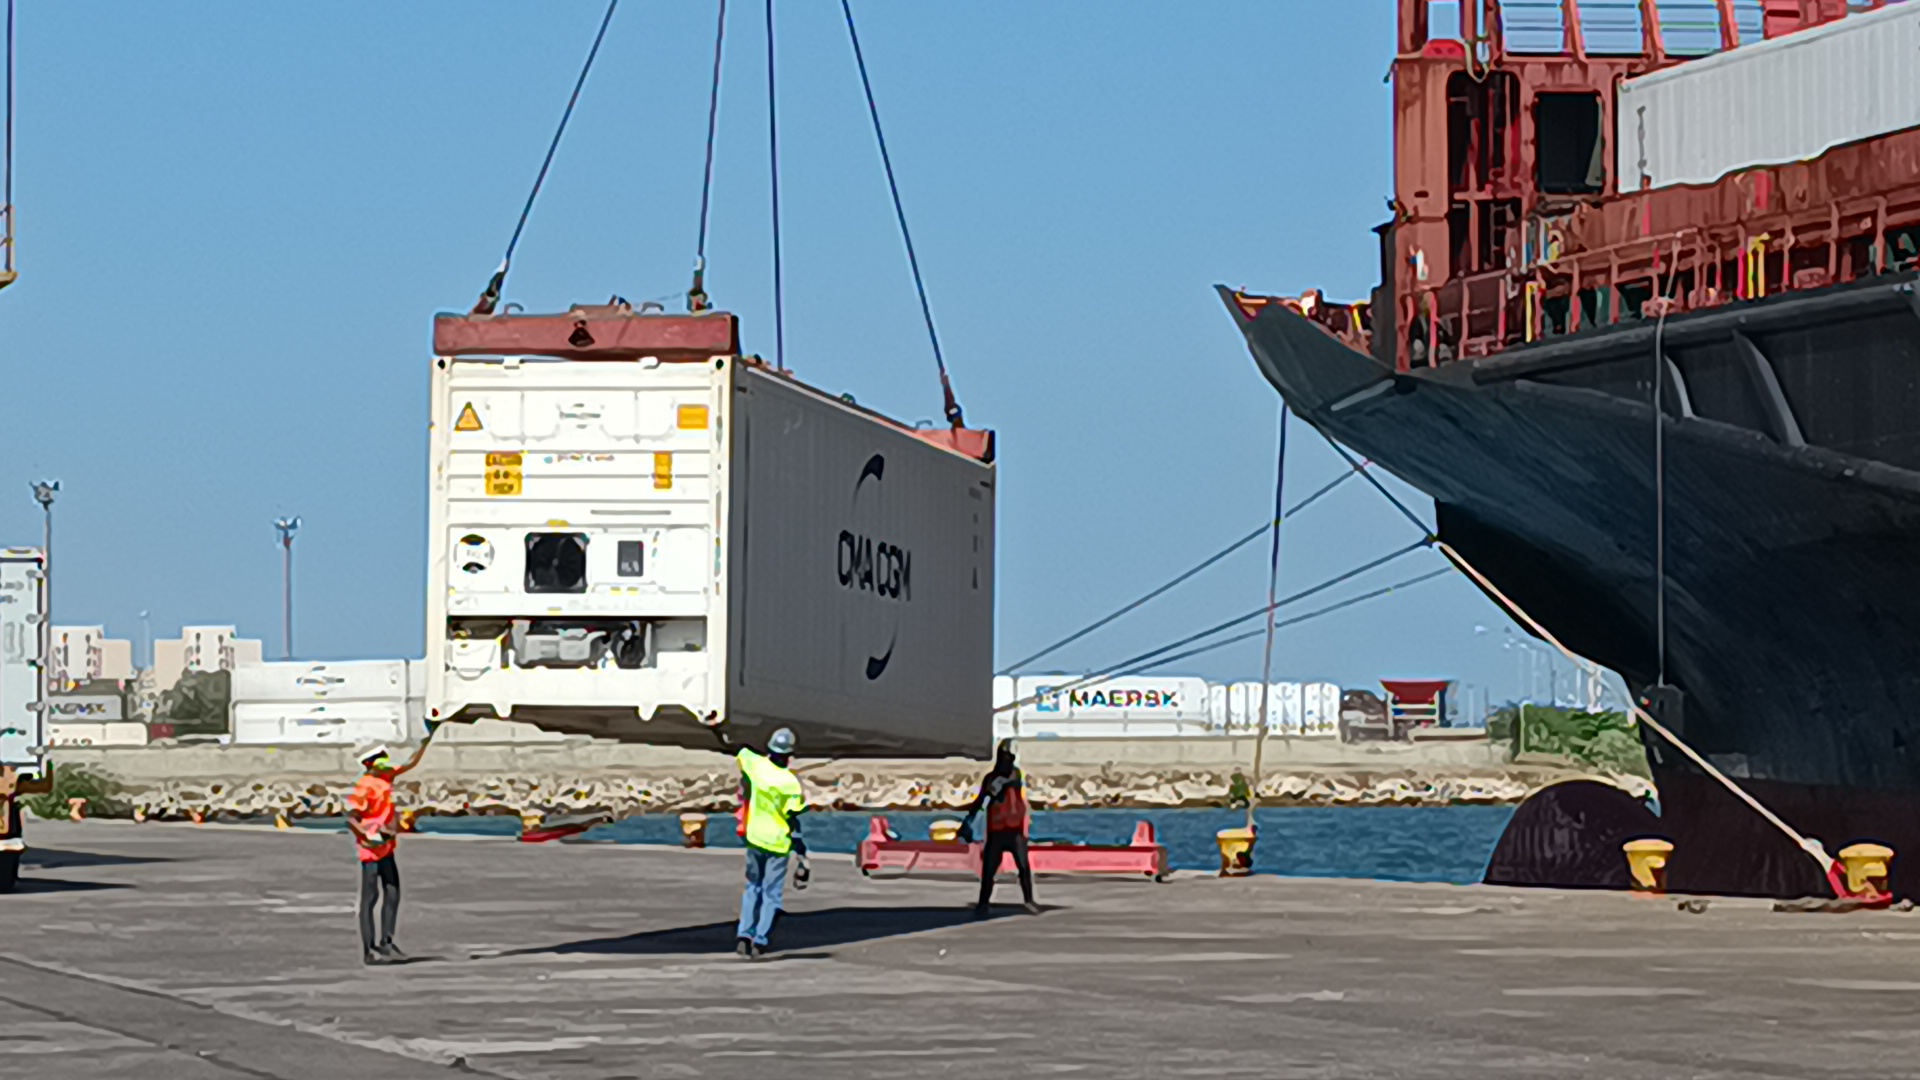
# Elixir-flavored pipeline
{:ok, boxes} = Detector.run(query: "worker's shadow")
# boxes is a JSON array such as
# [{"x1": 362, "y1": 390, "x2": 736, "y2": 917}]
[
  {"x1": 24, "y1": 849, "x2": 170, "y2": 870},
  {"x1": 510, "y1": 906, "x2": 973, "y2": 958}
]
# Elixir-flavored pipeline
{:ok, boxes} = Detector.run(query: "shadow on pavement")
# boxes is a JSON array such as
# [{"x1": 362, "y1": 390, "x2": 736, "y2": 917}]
[
  {"x1": 23, "y1": 849, "x2": 171, "y2": 870},
  {"x1": 7, "y1": 877, "x2": 126, "y2": 894},
  {"x1": 509, "y1": 905, "x2": 975, "y2": 957}
]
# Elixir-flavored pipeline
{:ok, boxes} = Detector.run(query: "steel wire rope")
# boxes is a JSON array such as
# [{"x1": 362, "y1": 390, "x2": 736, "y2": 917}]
[
  {"x1": 994, "y1": 538, "x2": 1432, "y2": 715},
  {"x1": 1649, "y1": 241, "x2": 1683, "y2": 688},
  {"x1": 470, "y1": 0, "x2": 620, "y2": 316},
  {"x1": 1309, "y1": 373, "x2": 1836, "y2": 877},
  {"x1": 1247, "y1": 405, "x2": 1292, "y2": 829},
  {"x1": 1120, "y1": 568, "x2": 1454, "y2": 676},
  {"x1": 3, "y1": 0, "x2": 14, "y2": 282},
  {"x1": 840, "y1": 0, "x2": 964, "y2": 426},
  {"x1": 996, "y1": 459, "x2": 1370, "y2": 675},
  {"x1": 688, "y1": 0, "x2": 729, "y2": 312},
  {"x1": 764, "y1": 0, "x2": 785, "y2": 369}
]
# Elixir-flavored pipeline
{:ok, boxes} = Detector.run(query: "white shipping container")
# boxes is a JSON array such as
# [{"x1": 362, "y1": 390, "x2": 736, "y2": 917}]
[
  {"x1": 425, "y1": 308, "x2": 995, "y2": 759},
  {"x1": 230, "y1": 702, "x2": 408, "y2": 746},
  {"x1": 1009, "y1": 675, "x2": 1210, "y2": 726},
  {"x1": 49, "y1": 721, "x2": 142, "y2": 747},
  {"x1": 231, "y1": 660, "x2": 410, "y2": 703},
  {"x1": 1617, "y1": 3, "x2": 1920, "y2": 190},
  {"x1": 1207, "y1": 683, "x2": 1228, "y2": 730},
  {"x1": 0, "y1": 549, "x2": 47, "y2": 774},
  {"x1": 1302, "y1": 682, "x2": 1340, "y2": 737}
]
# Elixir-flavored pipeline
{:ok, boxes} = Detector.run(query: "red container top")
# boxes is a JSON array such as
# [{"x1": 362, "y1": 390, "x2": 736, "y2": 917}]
[{"x1": 434, "y1": 304, "x2": 740, "y2": 362}]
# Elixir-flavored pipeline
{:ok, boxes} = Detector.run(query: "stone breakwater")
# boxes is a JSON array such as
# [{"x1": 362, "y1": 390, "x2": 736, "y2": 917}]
[{"x1": 101, "y1": 763, "x2": 1640, "y2": 822}]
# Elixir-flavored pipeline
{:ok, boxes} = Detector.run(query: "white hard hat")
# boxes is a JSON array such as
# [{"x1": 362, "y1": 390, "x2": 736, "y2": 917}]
[
  {"x1": 354, "y1": 741, "x2": 390, "y2": 765},
  {"x1": 768, "y1": 728, "x2": 796, "y2": 755}
]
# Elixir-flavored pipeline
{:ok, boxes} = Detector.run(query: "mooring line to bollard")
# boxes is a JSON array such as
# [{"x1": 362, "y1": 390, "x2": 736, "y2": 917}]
[{"x1": 1432, "y1": 538, "x2": 1834, "y2": 874}]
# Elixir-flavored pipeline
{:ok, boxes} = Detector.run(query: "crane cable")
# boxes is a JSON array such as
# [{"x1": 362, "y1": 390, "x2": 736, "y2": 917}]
[
  {"x1": 997, "y1": 457, "x2": 1372, "y2": 675},
  {"x1": 764, "y1": 0, "x2": 786, "y2": 370},
  {"x1": 841, "y1": 0, "x2": 964, "y2": 428},
  {"x1": 688, "y1": 0, "x2": 728, "y2": 313},
  {"x1": 470, "y1": 0, "x2": 620, "y2": 317},
  {"x1": 2, "y1": 0, "x2": 15, "y2": 288}
]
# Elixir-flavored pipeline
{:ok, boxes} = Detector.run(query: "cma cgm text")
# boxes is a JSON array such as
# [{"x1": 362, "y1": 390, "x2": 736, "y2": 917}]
[{"x1": 838, "y1": 532, "x2": 912, "y2": 601}]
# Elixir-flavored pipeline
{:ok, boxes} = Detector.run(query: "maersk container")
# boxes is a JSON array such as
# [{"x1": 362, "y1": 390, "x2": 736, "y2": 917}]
[
  {"x1": 0, "y1": 549, "x2": 47, "y2": 777},
  {"x1": 425, "y1": 305, "x2": 996, "y2": 759},
  {"x1": 1616, "y1": 2, "x2": 1920, "y2": 191}
]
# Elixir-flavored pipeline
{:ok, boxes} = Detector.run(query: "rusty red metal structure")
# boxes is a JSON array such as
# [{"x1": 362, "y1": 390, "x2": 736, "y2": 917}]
[
  {"x1": 857, "y1": 817, "x2": 1170, "y2": 881},
  {"x1": 1244, "y1": 0, "x2": 1917, "y2": 371}
]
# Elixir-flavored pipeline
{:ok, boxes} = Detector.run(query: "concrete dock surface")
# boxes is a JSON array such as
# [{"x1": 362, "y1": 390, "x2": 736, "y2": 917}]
[{"x1": 5, "y1": 821, "x2": 1919, "y2": 1079}]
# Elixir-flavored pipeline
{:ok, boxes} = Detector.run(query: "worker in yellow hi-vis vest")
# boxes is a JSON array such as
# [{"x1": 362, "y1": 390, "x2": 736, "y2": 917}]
[{"x1": 733, "y1": 727, "x2": 807, "y2": 959}]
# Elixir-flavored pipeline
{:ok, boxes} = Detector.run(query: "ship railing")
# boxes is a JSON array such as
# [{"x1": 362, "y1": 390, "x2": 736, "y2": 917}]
[{"x1": 1405, "y1": 186, "x2": 1920, "y2": 371}]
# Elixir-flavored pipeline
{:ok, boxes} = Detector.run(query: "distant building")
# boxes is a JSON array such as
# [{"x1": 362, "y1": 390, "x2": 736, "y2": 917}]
[
  {"x1": 152, "y1": 626, "x2": 264, "y2": 692},
  {"x1": 50, "y1": 626, "x2": 137, "y2": 686}
]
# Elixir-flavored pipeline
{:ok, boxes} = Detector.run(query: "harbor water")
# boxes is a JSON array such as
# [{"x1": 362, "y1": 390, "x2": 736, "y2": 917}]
[{"x1": 302, "y1": 805, "x2": 1516, "y2": 885}]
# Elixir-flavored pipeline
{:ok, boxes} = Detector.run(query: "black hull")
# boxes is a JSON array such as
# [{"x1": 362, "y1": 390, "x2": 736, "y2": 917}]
[{"x1": 1224, "y1": 277, "x2": 1920, "y2": 897}]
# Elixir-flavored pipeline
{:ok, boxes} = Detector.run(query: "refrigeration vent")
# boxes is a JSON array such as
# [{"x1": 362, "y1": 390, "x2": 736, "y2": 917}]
[{"x1": 526, "y1": 533, "x2": 588, "y2": 594}]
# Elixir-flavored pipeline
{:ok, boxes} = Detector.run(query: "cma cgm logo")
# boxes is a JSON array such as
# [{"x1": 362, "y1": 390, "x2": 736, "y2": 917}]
[{"x1": 839, "y1": 453, "x2": 913, "y2": 680}]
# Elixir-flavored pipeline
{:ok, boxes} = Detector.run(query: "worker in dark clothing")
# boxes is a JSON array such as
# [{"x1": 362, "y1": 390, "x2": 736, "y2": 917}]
[{"x1": 960, "y1": 739, "x2": 1038, "y2": 916}]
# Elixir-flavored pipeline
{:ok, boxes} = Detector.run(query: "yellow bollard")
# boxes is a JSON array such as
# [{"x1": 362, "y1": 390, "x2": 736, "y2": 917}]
[
  {"x1": 679, "y1": 813, "x2": 708, "y2": 849},
  {"x1": 929, "y1": 819, "x2": 964, "y2": 844},
  {"x1": 1839, "y1": 843, "x2": 1895, "y2": 898},
  {"x1": 519, "y1": 810, "x2": 546, "y2": 835},
  {"x1": 67, "y1": 797, "x2": 87, "y2": 821},
  {"x1": 399, "y1": 809, "x2": 419, "y2": 833},
  {"x1": 189, "y1": 808, "x2": 206, "y2": 825},
  {"x1": 132, "y1": 806, "x2": 147, "y2": 823},
  {"x1": 1215, "y1": 827, "x2": 1256, "y2": 877},
  {"x1": 274, "y1": 812, "x2": 291, "y2": 830},
  {"x1": 1623, "y1": 838, "x2": 1674, "y2": 893}
]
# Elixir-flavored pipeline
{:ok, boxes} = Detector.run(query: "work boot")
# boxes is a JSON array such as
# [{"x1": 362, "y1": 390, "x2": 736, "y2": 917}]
[
  {"x1": 1022, "y1": 901, "x2": 1042, "y2": 916},
  {"x1": 734, "y1": 937, "x2": 752, "y2": 960},
  {"x1": 362, "y1": 950, "x2": 384, "y2": 967},
  {"x1": 971, "y1": 904, "x2": 990, "y2": 919},
  {"x1": 378, "y1": 943, "x2": 409, "y2": 963},
  {"x1": 750, "y1": 943, "x2": 768, "y2": 960}
]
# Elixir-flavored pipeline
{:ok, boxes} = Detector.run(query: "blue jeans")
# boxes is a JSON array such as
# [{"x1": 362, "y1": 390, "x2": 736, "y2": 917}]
[{"x1": 736, "y1": 845, "x2": 789, "y2": 947}]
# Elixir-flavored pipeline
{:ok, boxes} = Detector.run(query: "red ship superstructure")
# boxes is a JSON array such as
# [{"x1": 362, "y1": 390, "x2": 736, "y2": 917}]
[{"x1": 1252, "y1": 0, "x2": 1920, "y2": 372}]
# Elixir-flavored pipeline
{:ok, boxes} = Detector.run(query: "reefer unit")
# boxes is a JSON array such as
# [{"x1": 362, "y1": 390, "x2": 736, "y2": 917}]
[{"x1": 425, "y1": 305, "x2": 996, "y2": 758}]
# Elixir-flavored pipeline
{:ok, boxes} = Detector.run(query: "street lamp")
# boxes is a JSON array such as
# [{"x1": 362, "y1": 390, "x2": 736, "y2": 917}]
[{"x1": 274, "y1": 516, "x2": 300, "y2": 661}]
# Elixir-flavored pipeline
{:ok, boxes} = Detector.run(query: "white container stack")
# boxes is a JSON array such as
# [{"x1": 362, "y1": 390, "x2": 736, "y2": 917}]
[{"x1": 229, "y1": 660, "x2": 424, "y2": 746}]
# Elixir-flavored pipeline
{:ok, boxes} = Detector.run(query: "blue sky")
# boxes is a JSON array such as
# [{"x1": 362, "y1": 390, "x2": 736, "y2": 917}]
[{"x1": 0, "y1": 2, "x2": 1593, "y2": 704}]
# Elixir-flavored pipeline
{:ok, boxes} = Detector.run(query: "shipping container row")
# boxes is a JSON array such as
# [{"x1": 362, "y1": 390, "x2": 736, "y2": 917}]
[{"x1": 990, "y1": 676, "x2": 1343, "y2": 740}]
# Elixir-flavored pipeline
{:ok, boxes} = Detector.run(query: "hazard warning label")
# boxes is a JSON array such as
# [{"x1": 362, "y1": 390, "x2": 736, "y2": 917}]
[{"x1": 454, "y1": 403, "x2": 483, "y2": 432}]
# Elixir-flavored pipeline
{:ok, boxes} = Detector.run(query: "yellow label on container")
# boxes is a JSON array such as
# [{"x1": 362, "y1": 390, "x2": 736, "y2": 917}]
[
  {"x1": 486, "y1": 451, "x2": 523, "y2": 496},
  {"x1": 455, "y1": 403, "x2": 484, "y2": 432},
  {"x1": 677, "y1": 404, "x2": 710, "y2": 430},
  {"x1": 653, "y1": 451, "x2": 673, "y2": 490}
]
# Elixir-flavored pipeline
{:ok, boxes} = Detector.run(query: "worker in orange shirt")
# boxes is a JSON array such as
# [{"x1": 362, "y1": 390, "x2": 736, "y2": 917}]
[
  {"x1": 960, "y1": 739, "x2": 1038, "y2": 917},
  {"x1": 347, "y1": 736, "x2": 432, "y2": 965}
]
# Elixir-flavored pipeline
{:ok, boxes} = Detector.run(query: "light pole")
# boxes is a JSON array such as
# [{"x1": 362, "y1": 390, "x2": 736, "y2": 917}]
[
  {"x1": 274, "y1": 516, "x2": 300, "y2": 661},
  {"x1": 30, "y1": 481, "x2": 56, "y2": 688}
]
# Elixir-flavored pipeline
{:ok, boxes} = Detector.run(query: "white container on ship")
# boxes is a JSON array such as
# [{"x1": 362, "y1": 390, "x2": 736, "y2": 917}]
[
  {"x1": 1617, "y1": 2, "x2": 1920, "y2": 190},
  {"x1": 424, "y1": 306, "x2": 996, "y2": 758}
]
